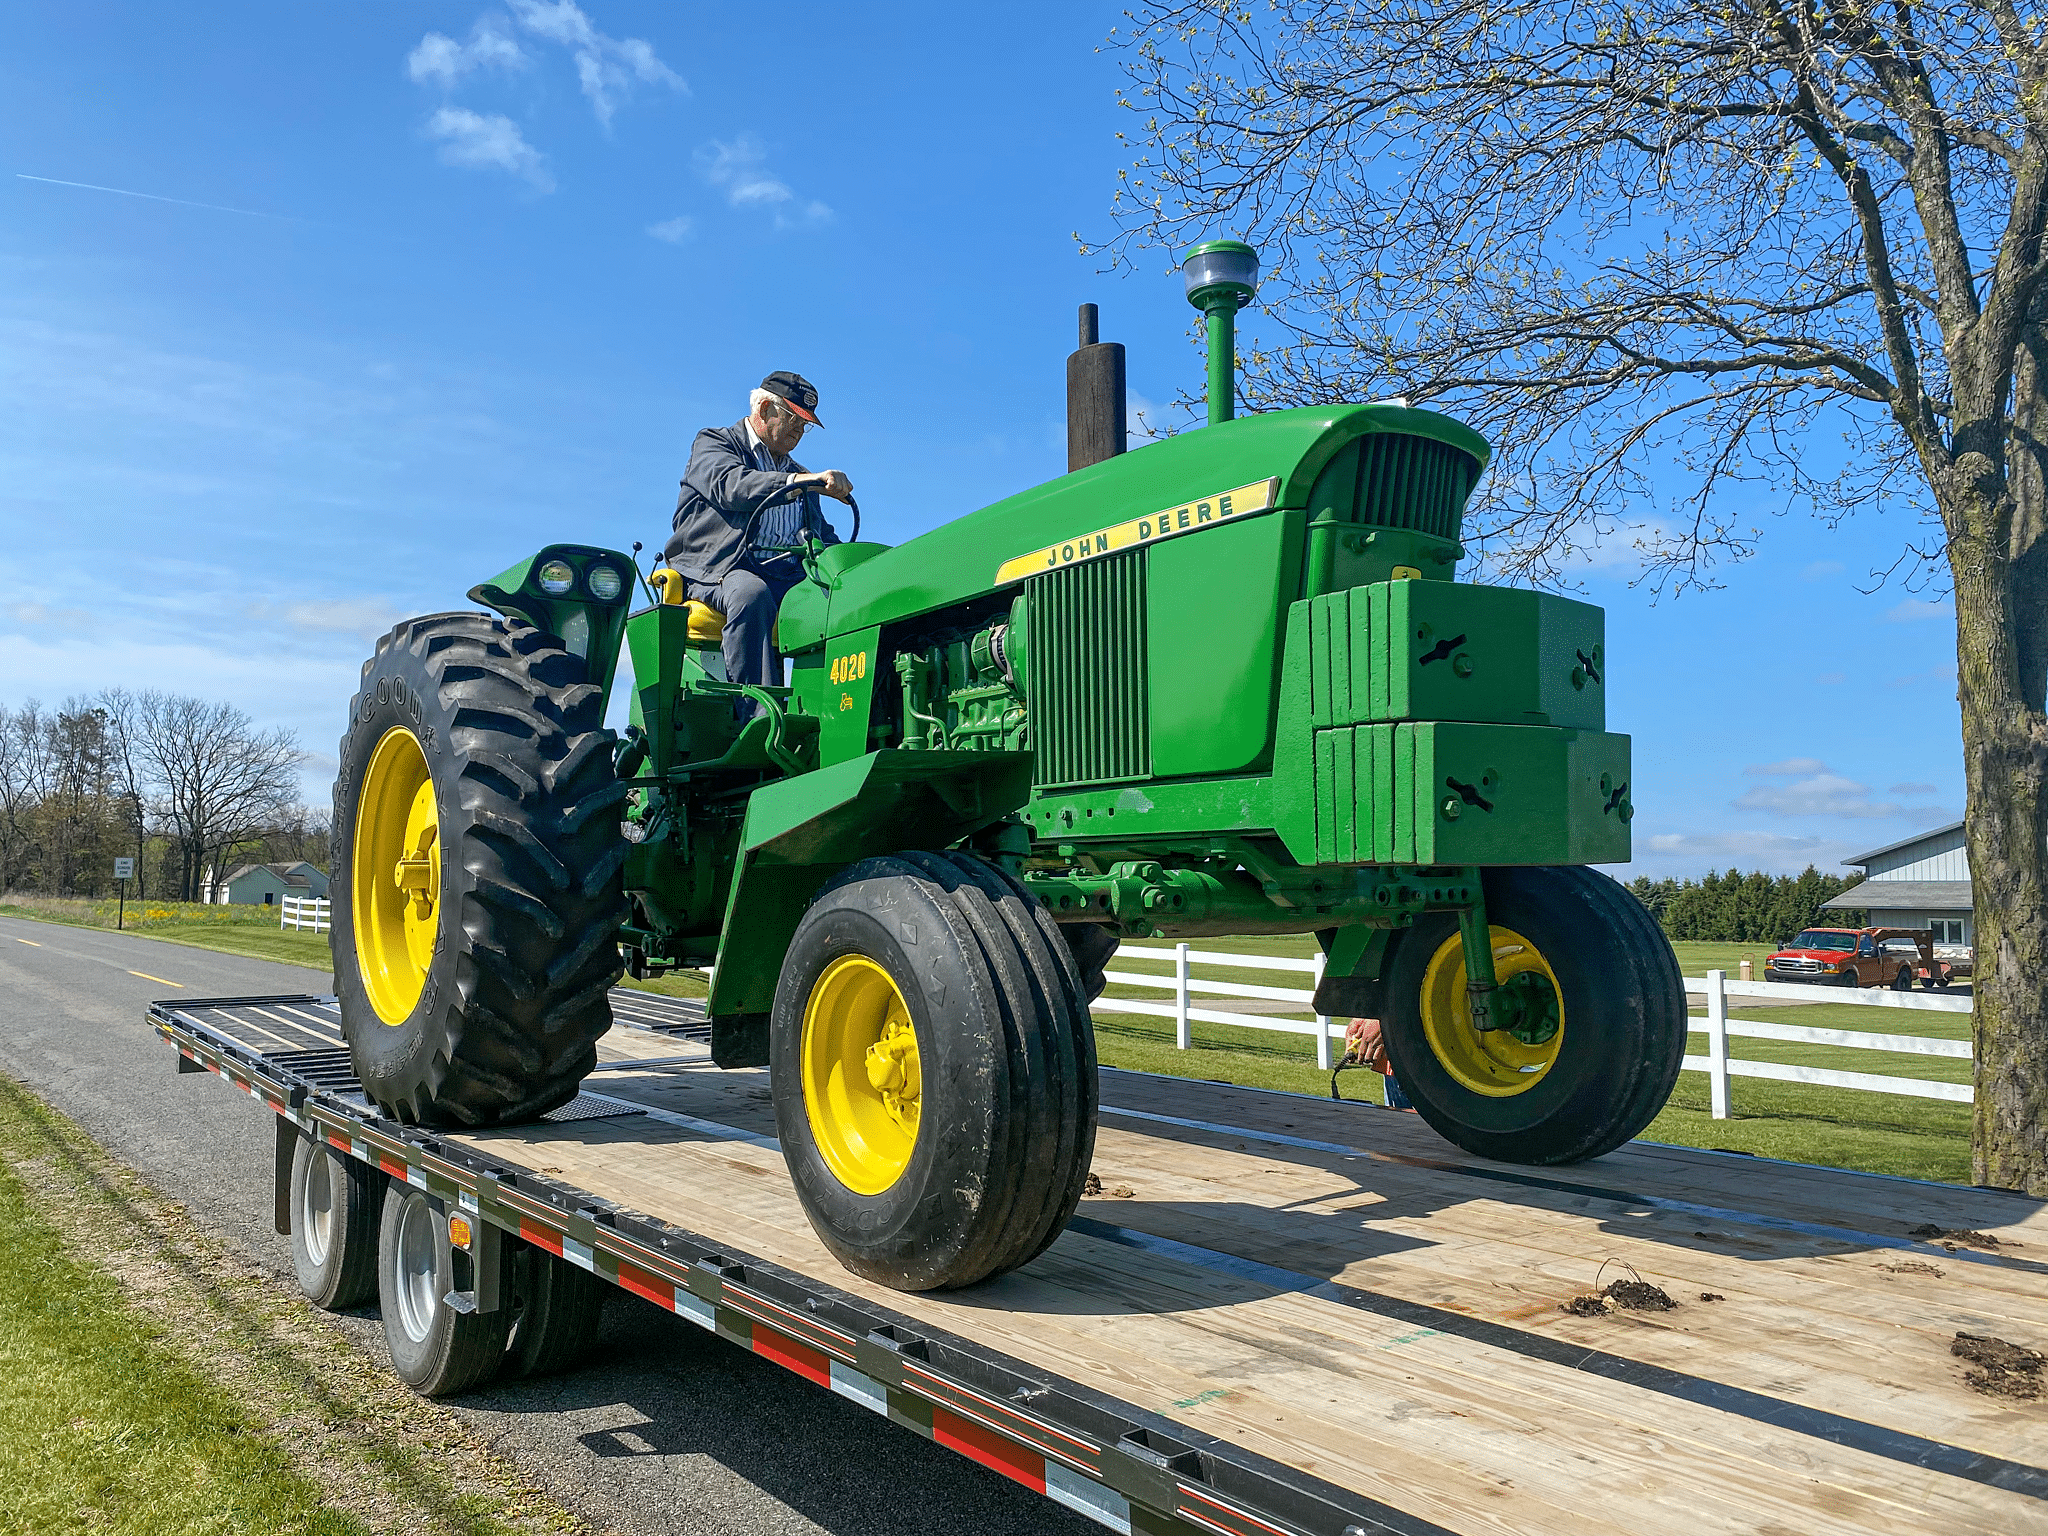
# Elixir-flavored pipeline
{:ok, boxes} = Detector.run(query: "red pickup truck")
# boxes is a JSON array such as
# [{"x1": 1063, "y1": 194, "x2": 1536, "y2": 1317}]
[{"x1": 1765, "y1": 927, "x2": 1957, "y2": 990}]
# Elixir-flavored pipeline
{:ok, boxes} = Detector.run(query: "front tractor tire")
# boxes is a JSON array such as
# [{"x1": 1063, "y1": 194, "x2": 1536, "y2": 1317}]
[
  {"x1": 1380, "y1": 866, "x2": 1685, "y2": 1165},
  {"x1": 770, "y1": 852, "x2": 1098, "y2": 1291},
  {"x1": 332, "y1": 612, "x2": 628, "y2": 1126}
]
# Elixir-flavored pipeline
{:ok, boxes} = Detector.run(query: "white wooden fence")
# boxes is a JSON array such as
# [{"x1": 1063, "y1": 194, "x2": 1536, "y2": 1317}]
[
  {"x1": 280, "y1": 895, "x2": 330, "y2": 933},
  {"x1": 1092, "y1": 945, "x2": 1975, "y2": 1105},
  {"x1": 1100, "y1": 944, "x2": 1342, "y2": 1067},
  {"x1": 1686, "y1": 968, "x2": 1972, "y2": 1117}
]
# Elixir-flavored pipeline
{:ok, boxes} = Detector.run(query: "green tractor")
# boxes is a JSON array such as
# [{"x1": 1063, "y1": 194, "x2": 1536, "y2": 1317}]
[{"x1": 329, "y1": 243, "x2": 1685, "y2": 1292}]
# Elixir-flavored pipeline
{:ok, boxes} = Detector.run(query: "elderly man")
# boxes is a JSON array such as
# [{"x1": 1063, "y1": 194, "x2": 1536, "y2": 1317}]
[{"x1": 662, "y1": 371, "x2": 854, "y2": 691}]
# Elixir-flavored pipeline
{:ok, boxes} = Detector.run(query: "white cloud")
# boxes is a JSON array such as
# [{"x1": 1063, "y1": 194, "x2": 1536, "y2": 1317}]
[
  {"x1": 1887, "y1": 660, "x2": 1958, "y2": 689},
  {"x1": 246, "y1": 598, "x2": 409, "y2": 642},
  {"x1": 2, "y1": 601, "x2": 94, "y2": 631},
  {"x1": 1890, "y1": 781, "x2": 1939, "y2": 796},
  {"x1": 1631, "y1": 829, "x2": 1862, "y2": 878},
  {"x1": 1731, "y1": 759, "x2": 1945, "y2": 819},
  {"x1": 1886, "y1": 597, "x2": 1954, "y2": 622},
  {"x1": 696, "y1": 135, "x2": 833, "y2": 227},
  {"x1": 425, "y1": 108, "x2": 554, "y2": 192},
  {"x1": 1744, "y1": 757, "x2": 1829, "y2": 777},
  {"x1": 407, "y1": 17, "x2": 527, "y2": 86},
  {"x1": 505, "y1": 0, "x2": 683, "y2": 125},
  {"x1": 1800, "y1": 559, "x2": 1844, "y2": 581},
  {"x1": 646, "y1": 215, "x2": 693, "y2": 243}
]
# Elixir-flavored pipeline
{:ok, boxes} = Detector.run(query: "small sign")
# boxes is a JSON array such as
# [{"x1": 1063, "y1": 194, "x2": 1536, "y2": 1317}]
[{"x1": 114, "y1": 857, "x2": 135, "y2": 881}]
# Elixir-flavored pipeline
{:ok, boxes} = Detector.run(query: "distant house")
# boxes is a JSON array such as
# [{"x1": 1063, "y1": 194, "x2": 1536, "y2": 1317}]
[
  {"x1": 1820, "y1": 822, "x2": 1970, "y2": 944},
  {"x1": 209, "y1": 861, "x2": 331, "y2": 906}
]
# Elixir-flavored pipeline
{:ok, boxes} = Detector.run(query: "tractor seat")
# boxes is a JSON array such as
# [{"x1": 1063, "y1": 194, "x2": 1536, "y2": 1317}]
[{"x1": 648, "y1": 568, "x2": 727, "y2": 644}]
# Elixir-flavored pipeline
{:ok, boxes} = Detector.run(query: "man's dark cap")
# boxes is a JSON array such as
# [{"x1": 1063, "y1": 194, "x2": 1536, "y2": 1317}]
[{"x1": 761, "y1": 370, "x2": 822, "y2": 427}]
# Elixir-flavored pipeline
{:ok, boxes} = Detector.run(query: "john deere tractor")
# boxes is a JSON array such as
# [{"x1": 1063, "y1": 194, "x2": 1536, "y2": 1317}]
[{"x1": 331, "y1": 243, "x2": 1685, "y2": 1292}]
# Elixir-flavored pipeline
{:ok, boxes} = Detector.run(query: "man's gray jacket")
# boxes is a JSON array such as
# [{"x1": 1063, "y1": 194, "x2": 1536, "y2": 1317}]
[{"x1": 663, "y1": 420, "x2": 841, "y2": 581}]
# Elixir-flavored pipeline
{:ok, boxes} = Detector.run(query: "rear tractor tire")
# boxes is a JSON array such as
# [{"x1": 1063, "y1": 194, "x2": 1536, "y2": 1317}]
[
  {"x1": 1379, "y1": 866, "x2": 1685, "y2": 1165},
  {"x1": 769, "y1": 851, "x2": 1098, "y2": 1290},
  {"x1": 331, "y1": 612, "x2": 629, "y2": 1126}
]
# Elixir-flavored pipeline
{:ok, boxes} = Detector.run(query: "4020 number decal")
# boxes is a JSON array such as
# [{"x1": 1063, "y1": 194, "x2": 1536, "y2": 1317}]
[{"x1": 829, "y1": 651, "x2": 869, "y2": 686}]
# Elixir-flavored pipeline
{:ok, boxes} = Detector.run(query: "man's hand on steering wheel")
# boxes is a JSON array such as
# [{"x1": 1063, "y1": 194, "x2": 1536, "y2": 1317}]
[{"x1": 793, "y1": 469, "x2": 854, "y2": 503}]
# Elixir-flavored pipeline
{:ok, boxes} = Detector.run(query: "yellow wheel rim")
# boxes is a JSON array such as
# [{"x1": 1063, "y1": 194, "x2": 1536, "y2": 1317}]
[
  {"x1": 1418, "y1": 925, "x2": 1564, "y2": 1097},
  {"x1": 352, "y1": 726, "x2": 441, "y2": 1025},
  {"x1": 800, "y1": 955, "x2": 921, "y2": 1195}
]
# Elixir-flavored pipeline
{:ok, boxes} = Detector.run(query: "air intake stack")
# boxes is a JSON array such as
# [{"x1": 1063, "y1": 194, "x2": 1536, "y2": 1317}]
[{"x1": 1066, "y1": 303, "x2": 1126, "y2": 472}]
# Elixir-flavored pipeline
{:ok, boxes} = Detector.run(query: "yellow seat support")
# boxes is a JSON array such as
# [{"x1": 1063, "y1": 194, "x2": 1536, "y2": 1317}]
[
  {"x1": 648, "y1": 569, "x2": 727, "y2": 644},
  {"x1": 685, "y1": 601, "x2": 726, "y2": 644}
]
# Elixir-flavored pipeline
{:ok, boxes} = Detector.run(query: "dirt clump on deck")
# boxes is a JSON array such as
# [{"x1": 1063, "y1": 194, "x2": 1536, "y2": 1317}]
[
  {"x1": 1561, "y1": 1294, "x2": 1608, "y2": 1317},
  {"x1": 1909, "y1": 1223, "x2": 2009, "y2": 1251},
  {"x1": 1604, "y1": 1279, "x2": 1677, "y2": 1311},
  {"x1": 1881, "y1": 1259, "x2": 1944, "y2": 1277},
  {"x1": 1952, "y1": 1334, "x2": 2044, "y2": 1399}
]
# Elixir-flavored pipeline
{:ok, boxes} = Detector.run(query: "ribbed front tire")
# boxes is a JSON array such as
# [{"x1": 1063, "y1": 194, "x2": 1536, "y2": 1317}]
[{"x1": 770, "y1": 851, "x2": 1097, "y2": 1290}]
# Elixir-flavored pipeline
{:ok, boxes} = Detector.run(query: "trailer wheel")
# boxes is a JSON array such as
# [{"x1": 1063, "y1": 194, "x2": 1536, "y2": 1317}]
[
  {"x1": 770, "y1": 851, "x2": 1096, "y2": 1290},
  {"x1": 332, "y1": 612, "x2": 628, "y2": 1126},
  {"x1": 1380, "y1": 866, "x2": 1684, "y2": 1164},
  {"x1": 377, "y1": 1183, "x2": 509, "y2": 1396},
  {"x1": 501, "y1": 1242, "x2": 607, "y2": 1379},
  {"x1": 289, "y1": 1133, "x2": 380, "y2": 1311}
]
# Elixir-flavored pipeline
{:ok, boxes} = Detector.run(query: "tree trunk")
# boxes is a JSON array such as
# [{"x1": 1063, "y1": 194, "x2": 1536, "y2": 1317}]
[{"x1": 1953, "y1": 521, "x2": 2048, "y2": 1193}]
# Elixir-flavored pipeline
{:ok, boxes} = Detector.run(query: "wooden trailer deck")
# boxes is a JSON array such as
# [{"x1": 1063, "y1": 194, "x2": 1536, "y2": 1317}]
[{"x1": 160, "y1": 992, "x2": 2048, "y2": 1536}]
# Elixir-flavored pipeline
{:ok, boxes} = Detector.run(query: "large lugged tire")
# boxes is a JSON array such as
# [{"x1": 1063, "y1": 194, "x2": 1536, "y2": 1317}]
[
  {"x1": 769, "y1": 851, "x2": 1097, "y2": 1291},
  {"x1": 289, "y1": 1131, "x2": 381, "y2": 1310},
  {"x1": 1380, "y1": 866, "x2": 1684, "y2": 1164},
  {"x1": 332, "y1": 612, "x2": 628, "y2": 1126}
]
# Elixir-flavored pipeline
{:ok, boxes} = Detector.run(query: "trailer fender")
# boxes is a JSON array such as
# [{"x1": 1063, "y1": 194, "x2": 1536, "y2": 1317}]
[{"x1": 706, "y1": 748, "x2": 1035, "y2": 1065}]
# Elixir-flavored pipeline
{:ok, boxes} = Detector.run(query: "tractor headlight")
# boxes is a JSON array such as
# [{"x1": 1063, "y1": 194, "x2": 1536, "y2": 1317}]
[
  {"x1": 537, "y1": 559, "x2": 575, "y2": 596},
  {"x1": 586, "y1": 563, "x2": 623, "y2": 601}
]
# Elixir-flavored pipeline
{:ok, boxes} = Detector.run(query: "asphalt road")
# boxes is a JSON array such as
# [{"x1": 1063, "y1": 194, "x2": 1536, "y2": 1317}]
[{"x1": 0, "y1": 914, "x2": 1095, "y2": 1536}]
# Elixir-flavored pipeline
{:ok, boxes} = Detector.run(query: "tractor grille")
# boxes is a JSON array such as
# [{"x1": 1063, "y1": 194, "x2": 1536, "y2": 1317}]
[
  {"x1": 1027, "y1": 547, "x2": 1150, "y2": 788},
  {"x1": 1353, "y1": 433, "x2": 1478, "y2": 541}
]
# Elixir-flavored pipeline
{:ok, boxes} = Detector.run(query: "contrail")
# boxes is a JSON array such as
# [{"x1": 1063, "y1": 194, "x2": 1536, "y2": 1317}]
[{"x1": 15, "y1": 173, "x2": 295, "y2": 221}]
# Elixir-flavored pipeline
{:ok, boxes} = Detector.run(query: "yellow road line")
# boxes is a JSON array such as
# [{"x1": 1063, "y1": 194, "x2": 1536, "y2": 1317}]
[
  {"x1": 14, "y1": 937, "x2": 40, "y2": 946},
  {"x1": 128, "y1": 970, "x2": 182, "y2": 987}
]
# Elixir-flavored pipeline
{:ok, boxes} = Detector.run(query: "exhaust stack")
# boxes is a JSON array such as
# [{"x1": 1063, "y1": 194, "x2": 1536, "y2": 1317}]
[{"x1": 1066, "y1": 303, "x2": 1126, "y2": 472}]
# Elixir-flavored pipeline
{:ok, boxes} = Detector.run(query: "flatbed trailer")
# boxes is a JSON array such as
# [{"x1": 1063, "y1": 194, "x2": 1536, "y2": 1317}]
[{"x1": 152, "y1": 992, "x2": 2048, "y2": 1536}]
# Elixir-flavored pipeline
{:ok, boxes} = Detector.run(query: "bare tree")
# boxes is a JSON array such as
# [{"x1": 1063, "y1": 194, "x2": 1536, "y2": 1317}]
[
  {"x1": 0, "y1": 700, "x2": 54, "y2": 893},
  {"x1": 1104, "y1": 0, "x2": 2048, "y2": 1190},
  {"x1": 133, "y1": 693, "x2": 305, "y2": 902},
  {"x1": 98, "y1": 688, "x2": 153, "y2": 899}
]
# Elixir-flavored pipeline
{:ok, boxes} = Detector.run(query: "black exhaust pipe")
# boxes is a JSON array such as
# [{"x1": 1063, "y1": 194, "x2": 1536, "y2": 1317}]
[{"x1": 1066, "y1": 303, "x2": 1126, "y2": 472}]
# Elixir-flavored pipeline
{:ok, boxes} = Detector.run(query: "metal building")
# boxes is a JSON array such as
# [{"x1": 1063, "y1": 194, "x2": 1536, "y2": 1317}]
[{"x1": 1820, "y1": 821, "x2": 1971, "y2": 942}]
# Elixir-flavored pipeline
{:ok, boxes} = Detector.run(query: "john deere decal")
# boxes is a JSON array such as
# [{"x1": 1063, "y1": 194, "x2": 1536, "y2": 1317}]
[{"x1": 995, "y1": 477, "x2": 1281, "y2": 585}]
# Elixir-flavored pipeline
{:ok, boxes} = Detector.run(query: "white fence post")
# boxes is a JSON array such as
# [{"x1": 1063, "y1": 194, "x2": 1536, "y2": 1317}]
[
  {"x1": 1174, "y1": 942, "x2": 1191, "y2": 1050},
  {"x1": 1705, "y1": 968, "x2": 1730, "y2": 1120},
  {"x1": 1312, "y1": 950, "x2": 1331, "y2": 1070}
]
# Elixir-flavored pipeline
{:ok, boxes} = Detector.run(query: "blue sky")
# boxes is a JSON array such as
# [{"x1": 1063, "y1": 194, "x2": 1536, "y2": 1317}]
[{"x1": 1, "y1": 2, "x2": 1963, "y2": 881}]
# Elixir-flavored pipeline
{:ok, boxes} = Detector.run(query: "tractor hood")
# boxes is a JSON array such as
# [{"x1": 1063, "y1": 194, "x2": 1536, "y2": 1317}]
[{"x1": 778, "y1": 403, "x2": 1488, "y2": 652}]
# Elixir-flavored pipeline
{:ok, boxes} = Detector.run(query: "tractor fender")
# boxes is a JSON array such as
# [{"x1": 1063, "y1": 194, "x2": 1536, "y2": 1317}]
[{"x1": 706, "y1": 749, "x2": 1035, "y2": 1066}]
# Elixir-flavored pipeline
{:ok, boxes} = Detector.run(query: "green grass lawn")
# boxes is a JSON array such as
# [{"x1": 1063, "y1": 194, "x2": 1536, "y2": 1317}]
[
  {"x1": 0, "y1": 895, "x2": 335, "y2": 972},
  {"x1": 0, "y1": 1081, "x2": 366, "y2": 1534}
]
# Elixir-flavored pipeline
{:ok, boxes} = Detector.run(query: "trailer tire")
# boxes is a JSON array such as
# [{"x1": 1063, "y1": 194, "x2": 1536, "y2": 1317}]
[
  {"x1": 377, "y1": 1183, "x2": 509, "y2": 1396},
  {"x1": 332, "y1": 611, "x2": 627, "y2": 1127},
  {"x1": 502, "y1": 1241, "x2": 607, "y2": 1379},
  {"x1": 770, "y1": 851, "x2": 1096, "y2": 1290},
  {"x1": 289, "y1": 1132, "x2": 380, "y2": 1311},
  {"x1": 1380, "y1": 866, "x2": 1685, "y2": 1165}
]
